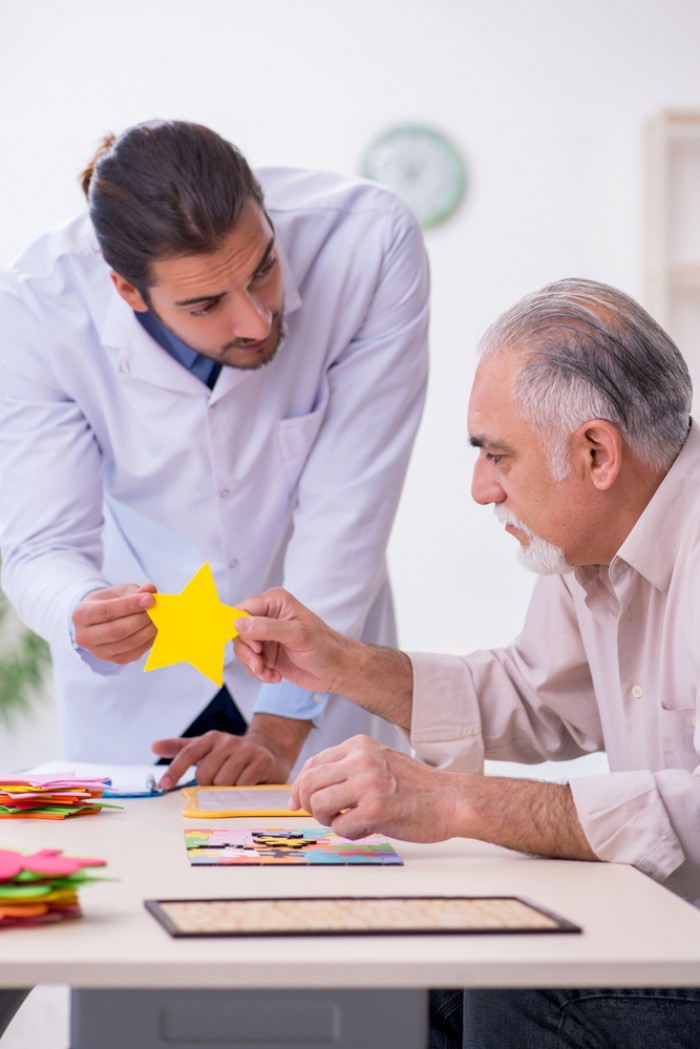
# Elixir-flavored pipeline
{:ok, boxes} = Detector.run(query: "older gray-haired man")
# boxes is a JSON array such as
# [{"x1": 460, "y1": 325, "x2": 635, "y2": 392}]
[{"x1": 232, "y1": 278, "x2": 700, "y2": 1049}]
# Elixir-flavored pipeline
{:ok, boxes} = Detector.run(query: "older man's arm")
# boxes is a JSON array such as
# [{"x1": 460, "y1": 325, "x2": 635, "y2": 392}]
[
  {"x1": 288, "y1": 735, "x2": 598, "y2": 861},
  {"x1": 234, "y1": 588, "x2": 414, "y2": 730}
]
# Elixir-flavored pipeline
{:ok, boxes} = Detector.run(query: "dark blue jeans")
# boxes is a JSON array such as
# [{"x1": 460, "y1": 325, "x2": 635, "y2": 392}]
[{"x1": 429, "y1": 987, "x2": 700, "y2": 1048}]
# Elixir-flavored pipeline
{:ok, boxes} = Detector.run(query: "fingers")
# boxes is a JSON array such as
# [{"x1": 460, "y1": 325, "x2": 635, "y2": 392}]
[
  {"x1": 134, "y1": 582, "x2": 157, "y2": 607},
  {"x1": 328, "y1": 808, "x2": 375, "y2": 841},
  {"x1": 293, "y1": 769, "x2": 376, "y2": 840},
  {"x1": 290, "y1": 739, "x2": 360, "y2": 817},
  {"x1": 290, "y1": 737, "x2": 391, "y2": 835},
  {"x1": 153, "y1": 735, "x2": 213, "y2": 789},
  {"x1": 238, "y1": 587, "x2": 302, "y2": 620},
  {"x1": 77, "y1": 586, "x2": 156, "y2": 625},
  {"x1": 233, "y1": 631, "x2": 263, "y2": 656},
  {"x1": 235, "y1": 588, "x2": 318, "y2": 652},
  {"x1": 154, "y1": 732, "x2": 283, "y2": 790},
  {"x1": 75, "y1": 616, "x2": 156, "y2": 663},
  {"x1": 211, "y1": 742, "x2": 276, "y2": 787},
  {"x1": 151, "y1": 737, "x2": 186, "y2": 759},
  {"x1": 73, "y1": 583, "x2": 158, "y2": 663},
  {"x1": 232, "y1": 636, "x2": 282, "y2": 683},
  {"x1": 235, "y1": 613, "x2": 305, "y2": 648},
  {"x1": 232, "y1": 594, "x2": 339, "y2": 695}
]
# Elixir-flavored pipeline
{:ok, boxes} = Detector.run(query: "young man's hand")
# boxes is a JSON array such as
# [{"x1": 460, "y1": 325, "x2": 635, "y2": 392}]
[
  {"x1": 152, "y1": 713, "x2": 312, "y2": 789},
  {"x1": 72, "y1": 583, "x2": 157, "y2": 664}
]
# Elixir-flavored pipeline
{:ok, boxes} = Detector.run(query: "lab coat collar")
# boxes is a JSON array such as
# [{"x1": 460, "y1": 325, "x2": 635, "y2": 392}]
[
  {"x1": 277, "y1": 235, "x2": 303, "y2": 316},
  {"x1": 100, "y1": 290, "x2": 208, "y2": 396}
]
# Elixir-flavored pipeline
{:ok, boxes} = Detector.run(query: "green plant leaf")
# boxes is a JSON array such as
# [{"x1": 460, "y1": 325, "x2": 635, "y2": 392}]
[{"x1": 0, "y1": 589, "x2": 50, "y2": 725}]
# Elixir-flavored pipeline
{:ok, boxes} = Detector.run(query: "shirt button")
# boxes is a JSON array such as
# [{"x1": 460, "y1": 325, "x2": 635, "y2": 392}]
[
  {"x1": 228, "y1": 559, "x2": 239, "y2": 570},
  {"x1": 631, "y1": 684, "x2": 643, "y2": 699},
  {"x1": 313, "y1": 693, "x2": 324, "y2": 703},
  {"x1": 220, "y1": 488, "x2": 231, "y2": 498},
  {"x1": 118, "y1": 359, "x2": 131, "y2": 375}
]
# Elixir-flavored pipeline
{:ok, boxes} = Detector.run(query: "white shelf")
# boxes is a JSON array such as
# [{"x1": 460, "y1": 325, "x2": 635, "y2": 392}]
[{"x1": 644, "y1": 110, "x2": 700, "y2": 412}]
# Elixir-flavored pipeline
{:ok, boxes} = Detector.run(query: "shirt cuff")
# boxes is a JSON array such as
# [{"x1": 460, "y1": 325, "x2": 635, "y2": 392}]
[
  {"x1": 253, "y1": 681, "x2": 328, "y2": 726},
  {"x1": 570, "y1": 770, "x2": 685, "y2": 884},
  {"x1": 68, "y1": 585, "x2": 124, "y2": 677}
]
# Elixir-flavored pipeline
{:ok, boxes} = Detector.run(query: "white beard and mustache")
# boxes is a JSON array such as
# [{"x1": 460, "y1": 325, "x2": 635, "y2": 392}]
[{"x1": 494, "y1": 506, "x2": 574, "y2": 576}]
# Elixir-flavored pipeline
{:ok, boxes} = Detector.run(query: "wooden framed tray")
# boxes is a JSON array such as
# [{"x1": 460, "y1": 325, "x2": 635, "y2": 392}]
[{"x1": 145, "y1": 895, "x2": 582, "y2": 938}]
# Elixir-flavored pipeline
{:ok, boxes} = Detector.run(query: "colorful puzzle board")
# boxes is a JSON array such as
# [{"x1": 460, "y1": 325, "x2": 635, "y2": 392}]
[{"x1": 185, "y1": 827, "x2": 403, "y2": 865}]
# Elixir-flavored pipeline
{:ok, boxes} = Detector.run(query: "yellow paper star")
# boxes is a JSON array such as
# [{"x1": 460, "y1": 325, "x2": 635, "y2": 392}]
[{"x1": 144, "y1": 562, "x2": 249, "y2": 687}]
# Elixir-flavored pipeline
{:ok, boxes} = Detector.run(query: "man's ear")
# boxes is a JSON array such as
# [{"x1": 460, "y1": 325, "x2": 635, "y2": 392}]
[
  {"x1": 110, "y1": 271, "x2": 149, "y2": 312},
  {"x1": 573, "y1": 420, "x2": 623, "y2": 491}
]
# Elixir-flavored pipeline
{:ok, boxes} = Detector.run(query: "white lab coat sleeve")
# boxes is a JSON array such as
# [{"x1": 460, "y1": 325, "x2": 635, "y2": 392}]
[
  {"x1": 254, "y1": 200, "x2": 429, "y2": 720},
  {"x1": 0, "y1": 290, "x2": 111, "y2": 648}
]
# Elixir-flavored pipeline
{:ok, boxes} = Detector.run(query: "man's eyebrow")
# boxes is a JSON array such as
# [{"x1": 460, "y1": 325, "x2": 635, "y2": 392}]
[
  {"x1": 174, "y1": 291, "x2": 225, "y2": 308},
  {"x1": 174, "y1": 236, "x2": 276, "y2": 307},
  {"x1": 468, "y1": 434, "x2": 513, "y2": 453}
]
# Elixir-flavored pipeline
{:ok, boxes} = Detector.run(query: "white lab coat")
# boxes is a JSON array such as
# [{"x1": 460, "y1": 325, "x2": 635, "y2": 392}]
[{"x1": 0, "y1": 167, "x2": 429, "y2": 766}]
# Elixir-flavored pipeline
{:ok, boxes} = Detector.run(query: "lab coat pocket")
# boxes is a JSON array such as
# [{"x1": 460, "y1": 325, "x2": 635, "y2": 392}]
[
  {"x1": 658, "y1": 706, "x2": 699, "y2": 773},
  {"x1": 276, "y1": 407, "x2": 325, "y2": 486}
]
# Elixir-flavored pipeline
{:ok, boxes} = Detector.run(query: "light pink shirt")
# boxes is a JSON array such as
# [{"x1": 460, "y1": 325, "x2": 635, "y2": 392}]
[{"x1": 409, "y1": 421, "x2": 700, "y2": 899}]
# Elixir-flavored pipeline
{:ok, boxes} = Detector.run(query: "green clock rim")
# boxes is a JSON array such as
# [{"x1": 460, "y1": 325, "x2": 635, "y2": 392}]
[{"x1": 361, "y1": 123, "x2": 466, "y2": 227}]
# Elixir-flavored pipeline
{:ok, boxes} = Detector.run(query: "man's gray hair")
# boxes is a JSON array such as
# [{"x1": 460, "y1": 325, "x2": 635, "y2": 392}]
[{"x1": 478, "y1": 278, "x2": 692, "y2": 479}]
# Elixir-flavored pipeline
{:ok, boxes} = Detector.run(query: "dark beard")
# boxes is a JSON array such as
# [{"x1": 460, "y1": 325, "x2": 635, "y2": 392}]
[
  {"x1": 219, "y1": 317, "x2": 287, "y2": 371},
  {"x1": 140, "y1": 288, "x2": 286, "y2": 371}
]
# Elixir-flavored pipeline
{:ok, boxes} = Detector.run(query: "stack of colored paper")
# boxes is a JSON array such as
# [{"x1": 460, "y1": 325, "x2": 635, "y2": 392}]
[
  {"x1": 0, "y1": 848, "x2": 108, "y2": 927},
  {"x1": 0, "y1": 773, "x2": 120, "y2": 819}
]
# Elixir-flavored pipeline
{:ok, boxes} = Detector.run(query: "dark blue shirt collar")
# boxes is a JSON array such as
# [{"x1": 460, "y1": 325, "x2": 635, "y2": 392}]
[{"x1": 135, "y1": 310, "x2": 220, "y2": 388}]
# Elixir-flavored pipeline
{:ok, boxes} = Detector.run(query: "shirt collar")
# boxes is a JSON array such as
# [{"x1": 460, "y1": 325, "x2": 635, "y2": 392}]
[
  {"x1": 135, "y1": 309, "x2": 199, "y2": 368},
  {"x1": 575, "y1": 419, "x2": 698, "y2": 594}
]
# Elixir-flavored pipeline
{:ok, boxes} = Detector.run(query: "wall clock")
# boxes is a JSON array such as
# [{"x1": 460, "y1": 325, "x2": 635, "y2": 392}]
[{"x1": 361, "y1": 124, "x2": 466, "y2": 228}]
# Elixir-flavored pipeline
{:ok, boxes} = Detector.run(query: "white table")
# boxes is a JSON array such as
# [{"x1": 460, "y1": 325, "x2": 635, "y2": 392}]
[{"x1": 2, "y1": 792, "x2": 700, "y2": 1047}]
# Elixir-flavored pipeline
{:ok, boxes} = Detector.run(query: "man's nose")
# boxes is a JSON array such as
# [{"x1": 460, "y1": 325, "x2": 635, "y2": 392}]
[
  {"x1": 471, "y1": 457, "x2": 506, "y2": 506},
  {"x1": 229, "y1": 294, "x2": 272, "y2": 341}
]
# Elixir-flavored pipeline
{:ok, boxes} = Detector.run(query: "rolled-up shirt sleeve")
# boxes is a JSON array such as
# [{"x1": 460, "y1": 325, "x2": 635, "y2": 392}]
[
  {"x1": 409, "y1": 574, "x2": 603, "y2": 771},
  {"x1": 570, "y1": 771, "x2": 687, "y2": 889},
  {"x1": 408, "y1": 570, "x2": 700, "y2": 896}
]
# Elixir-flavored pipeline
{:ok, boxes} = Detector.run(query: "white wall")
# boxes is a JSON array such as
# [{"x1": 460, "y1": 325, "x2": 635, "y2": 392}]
[{"x1": 1, "y1": 0, "x2": 700, "y2": 739}]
